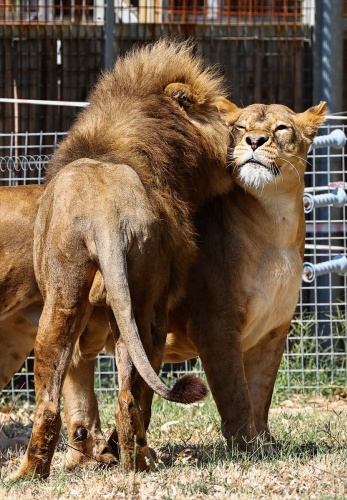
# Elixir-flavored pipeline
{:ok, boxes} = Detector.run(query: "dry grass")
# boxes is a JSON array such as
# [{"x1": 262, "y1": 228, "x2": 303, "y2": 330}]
[{"x1": 1, "y1": 393, "x2": 347, "y2": 499}]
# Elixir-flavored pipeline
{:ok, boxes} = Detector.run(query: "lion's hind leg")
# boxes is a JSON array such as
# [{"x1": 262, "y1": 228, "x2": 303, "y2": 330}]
[
  {"x1": 109, "y1": 312, "x2": 160, "y2": 472},
  {"x1": 63, "y1": 309, "x2": 117, "y2": 469},
  {"x1": 63, "y1": 357, "x2": 118, "y2": 469},
  {"x1": 8, "y1": 295, "x2": 94, "y2": 480}
]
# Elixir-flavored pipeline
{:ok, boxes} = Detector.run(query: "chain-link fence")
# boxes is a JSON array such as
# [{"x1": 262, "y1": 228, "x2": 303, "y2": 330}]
[
  {"x1": 1, "y1": 1, "x2": 316, "y2": 136},
  {"x1": 1, "y1": 120, "x2": 347, "y2": 402},
  {"x1": 284, "y1": 120, "x2": 347, "y2": 393}
]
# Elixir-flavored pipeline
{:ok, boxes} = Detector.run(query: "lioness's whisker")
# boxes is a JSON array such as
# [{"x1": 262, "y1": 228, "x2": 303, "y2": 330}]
[
  {"x1": 273, "y1": 163, "x2": 283, "y2": 190},
  {"x1": 286, "y1": 151, "x2": 306, "y2": 162},
  {"x1": 286, "y1": 151, "x2": 310, "y2": 168},
  {"x1": 273, "y1": 169, "x2": 279, "y2": 194},
  {"x1": 278, "y1": 155, "x2": 301, "y2": 182},
  {"x1": 277, "y1": 165, "x2": 284, "y2": 184}
]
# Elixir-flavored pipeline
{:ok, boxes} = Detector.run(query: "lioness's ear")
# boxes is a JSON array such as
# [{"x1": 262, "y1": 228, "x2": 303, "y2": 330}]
[
  {"x1": 215, "y1": 98, "x2": 241, "y2": 126},
  {"x1": 296, "y1": 101, "x2": 327, "y2": 142},
  {"x1": 164, "y1": 82, "x2": 203, "y2": 111}
]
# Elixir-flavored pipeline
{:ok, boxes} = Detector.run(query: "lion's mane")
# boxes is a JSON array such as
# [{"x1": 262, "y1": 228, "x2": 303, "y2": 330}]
[{"x1": 44, "y1": 39, "x2": 230, "y2": 300}]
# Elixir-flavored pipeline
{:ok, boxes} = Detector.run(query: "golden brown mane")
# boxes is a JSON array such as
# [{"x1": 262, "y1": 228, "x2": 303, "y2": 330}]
[
  {"x1": 44, "y1": 39, "x2": 230, "y2": 302},
  {"x1": 45, "y1": 39, "x2": 228, "y2": 210}
]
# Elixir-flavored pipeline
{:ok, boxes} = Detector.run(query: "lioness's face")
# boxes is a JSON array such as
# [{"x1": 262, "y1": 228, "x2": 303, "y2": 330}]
[{"x1": 226, "y1": 102, "x2": 327, "y2": 193}]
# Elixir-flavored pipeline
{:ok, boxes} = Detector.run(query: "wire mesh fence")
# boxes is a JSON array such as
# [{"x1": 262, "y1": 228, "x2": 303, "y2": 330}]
[
  {"x1": 1, "y1": 1, "x2": 315, "y2": 135},
  {"x1": 1, "y1": 121, "x2": 347, "y2": 402},
  {"x1": 0, "y1": 131, "x2": 66, "y2": 184},
  {"x1": 286, "y1": 120, "x2": 347, "y2": 394},
  {"x1": 0, "y1": 1, "x2": 315, "y2": 26}
]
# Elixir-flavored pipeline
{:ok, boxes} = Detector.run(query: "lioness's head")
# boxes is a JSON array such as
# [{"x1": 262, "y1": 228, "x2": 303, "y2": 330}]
[{"x1": 220, "y1": 101, "x2": 327, "y2": 193}]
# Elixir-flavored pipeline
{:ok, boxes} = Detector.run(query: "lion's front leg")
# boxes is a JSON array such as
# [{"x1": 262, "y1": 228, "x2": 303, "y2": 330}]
[{"x1": 8, "y1": 299, "x2": 92, "y2": 480}]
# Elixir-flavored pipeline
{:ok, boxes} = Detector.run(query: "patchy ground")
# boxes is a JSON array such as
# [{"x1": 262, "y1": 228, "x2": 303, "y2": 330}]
[{"x1": 1, "y1": 394, "x2": 347, "y2": 499}]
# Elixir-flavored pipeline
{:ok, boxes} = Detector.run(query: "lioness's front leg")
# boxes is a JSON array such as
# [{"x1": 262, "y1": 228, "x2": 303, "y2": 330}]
[
  {"x1": 187, "y1": 313, "x2": 258, "y2": 449},
  {"x1": 244, "y1": 329, "x2": 288, "y2": 438}
]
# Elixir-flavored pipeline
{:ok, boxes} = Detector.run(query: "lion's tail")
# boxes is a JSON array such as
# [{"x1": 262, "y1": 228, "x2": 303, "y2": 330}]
[{"x1": 94, "y1": 232, "x2": 207, "y2": 405}]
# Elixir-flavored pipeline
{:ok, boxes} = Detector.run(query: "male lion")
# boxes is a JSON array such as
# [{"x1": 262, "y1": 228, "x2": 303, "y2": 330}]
[{"x1": 8, "y1": 39, "x2": 232, "y2": 480}]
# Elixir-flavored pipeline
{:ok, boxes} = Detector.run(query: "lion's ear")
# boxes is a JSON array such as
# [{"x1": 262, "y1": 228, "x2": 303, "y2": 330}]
[
  {"x1": 164, "y1": 83, "x2": 202, "y2": 111},
  {"x1": 215, "y1": 98, "x2": 241, "y2": 127},
  {"x1": 295, "y1": 101, "x2": 327, "y2": 142}
]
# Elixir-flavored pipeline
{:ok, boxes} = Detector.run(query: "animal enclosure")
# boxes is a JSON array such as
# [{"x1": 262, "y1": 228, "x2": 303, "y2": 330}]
[
  {"x1": 0, "y1": 2, "x2": 315, "y2": 135},
  {"x1": 1, "y1": 119, "x2": 347, "y2": 401}
]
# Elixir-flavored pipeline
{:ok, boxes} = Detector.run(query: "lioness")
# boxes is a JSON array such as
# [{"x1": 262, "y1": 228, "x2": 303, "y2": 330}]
[
  {"x1": 164, "y1": 101, "x2": 327, "y2": 448},
  {"x1": 0, "y1": 185, "x2": 41, "y2": 452},
  {"x1": 8, "y1": 39, "x2": 233, "y2": 480}
]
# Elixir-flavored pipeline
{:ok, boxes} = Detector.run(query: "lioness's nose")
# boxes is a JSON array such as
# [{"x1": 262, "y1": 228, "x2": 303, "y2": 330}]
[{"x1": 245, "y1": 135, "x2": 268, "y2": 150}]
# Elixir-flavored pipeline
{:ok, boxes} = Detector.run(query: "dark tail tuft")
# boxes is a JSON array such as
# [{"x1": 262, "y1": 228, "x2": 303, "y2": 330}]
[{"x1": 169, "y1": 374, "x2": 208, "y2": 404}]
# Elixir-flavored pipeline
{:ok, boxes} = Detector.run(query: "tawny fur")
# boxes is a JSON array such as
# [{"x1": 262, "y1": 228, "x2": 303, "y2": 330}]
[
  {"x1": 0, "y1": 101, "x2": 326, "y2": 463},
  {"x1": 7, "y1": 39, "x2": 232, "y2": 480},
  {"x1": 164, "y1": 101, "x2": 327, "y2": 450},
  {"x1": 45, "y1": 40, "x2": 231, "y2": 305}
]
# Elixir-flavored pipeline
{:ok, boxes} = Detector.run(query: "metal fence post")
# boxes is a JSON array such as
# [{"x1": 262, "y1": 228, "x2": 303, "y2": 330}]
[
  {"x1": 313, "y1": 0, "x2": 344, "y2": 113},
  {"x1": 311, "y1": 0, "x2": 345, "y2": 346},
  {"x1": 103, "y1": 0, "x2": 116, "y2": 70}
]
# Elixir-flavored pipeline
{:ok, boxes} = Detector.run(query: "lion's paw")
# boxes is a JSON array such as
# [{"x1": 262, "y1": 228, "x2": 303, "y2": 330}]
[
  {"x1": 5, "y1": 456, "x2": 48, "y2": 482},
  {"x1": 64, "y1": 445, "x2": 118, "y2": 470}
]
